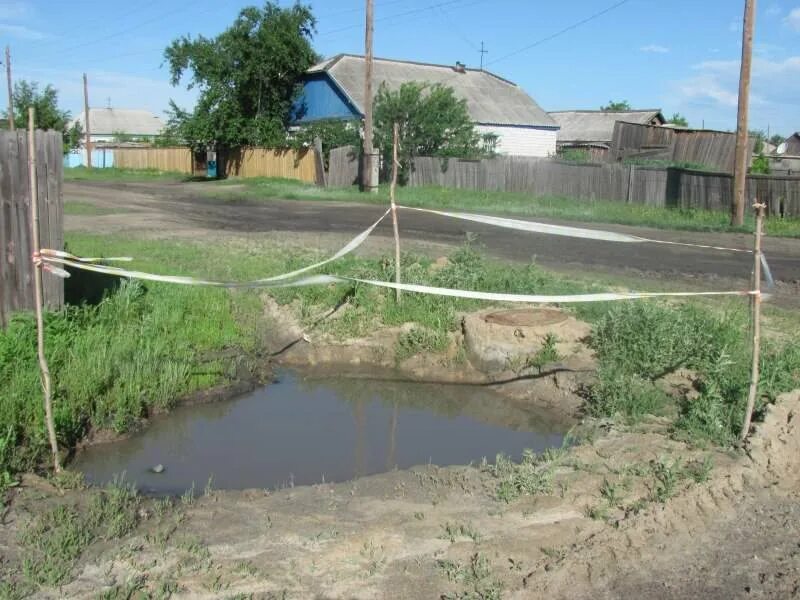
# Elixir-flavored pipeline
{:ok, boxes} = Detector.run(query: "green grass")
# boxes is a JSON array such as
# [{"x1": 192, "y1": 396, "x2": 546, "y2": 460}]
[
  {"x1": 587, "y1": 302, "x2": 800, "y2": 444},
  {"x1": 2, "y1": 228, "x2": 798, "y2": 484},
  {"x1": 16, "y1": 477, "x2": 140, "y2": 589},
  {"x1": 63, "y1": 201, "x2": 128, "y2": 216},
  {"x1": 64, "y1": 166, "x2": 187, "y2": 182},
  {"x1": 203, "y1": 176, "x2": 800, "y2": 238}
]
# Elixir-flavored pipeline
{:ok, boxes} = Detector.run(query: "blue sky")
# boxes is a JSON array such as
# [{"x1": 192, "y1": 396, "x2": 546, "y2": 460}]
[{"x1": 2, "y1": 0, "x2": 799, "y2": 135}]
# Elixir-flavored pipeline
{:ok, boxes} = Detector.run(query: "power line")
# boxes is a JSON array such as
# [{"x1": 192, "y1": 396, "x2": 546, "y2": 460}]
[
  {"x1": 320, "y1": 0, "x2": 470, "y2": 36},
  {"x1": 25, "y1": 0, "x2": 211, "y2": 61},
  {"x1": 486, "y1": 0, "x2": 632, "y2": 67}
]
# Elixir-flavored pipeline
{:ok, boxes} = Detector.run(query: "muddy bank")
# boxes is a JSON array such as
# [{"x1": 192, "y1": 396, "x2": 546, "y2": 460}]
[
  {"x1": 3, "y1": 390, "x2": 798, "y2": 599},
  {"x1": 262, "y1": 297, "x2": 596, "y2": 420}
]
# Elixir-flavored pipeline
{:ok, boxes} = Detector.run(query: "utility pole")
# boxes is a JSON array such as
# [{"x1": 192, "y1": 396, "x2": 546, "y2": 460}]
[
  {"x1": 83, "y1": 73, "x2": 92, "y2": 169},
  {"x1": 362, "y1": 0, "x2": 378, "y2": 193},
  {"x1": 5, "y1": 46, "x2": 14, "y2": 131},
  {"x1": 479, "y1": 41, "x2": 488, "y2": 71},
  {"x1": 732, "y1": 0, "x2": 756, "y2": 227}
]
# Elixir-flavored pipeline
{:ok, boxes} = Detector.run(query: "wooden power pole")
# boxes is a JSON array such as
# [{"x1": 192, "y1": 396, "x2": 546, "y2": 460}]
[
  {"x1": 731, "y1": 0, "x2": 756, "y2": 227},
  {"x1": 5, "y1": 46, "x2": 14, "y2": 131},
  {"x1": 83, "y1": 73, "x2": 92, "y2": 169},
  {"x1": 362, "y1": 0, "x2": 378, "y2": 193}
]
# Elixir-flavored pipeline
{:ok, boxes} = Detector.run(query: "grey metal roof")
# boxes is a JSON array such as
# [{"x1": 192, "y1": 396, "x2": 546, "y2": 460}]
[
  {"x1": 73, "y1": 108, "x2": 165, "y2": 136},
  {"x1": 549, "y1": 109, "x2": 665, "y2": 143},
  {"x1": 307, "y1": 54, "x2": 556, "y2": 128}
]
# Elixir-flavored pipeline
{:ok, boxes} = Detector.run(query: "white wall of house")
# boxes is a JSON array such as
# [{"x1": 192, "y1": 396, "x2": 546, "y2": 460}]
[{"x1": 476, "y1": 125, "x2": 557, "y2": 157}]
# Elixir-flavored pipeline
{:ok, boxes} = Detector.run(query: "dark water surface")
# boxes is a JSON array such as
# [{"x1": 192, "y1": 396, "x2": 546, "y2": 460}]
[{"x1": 73, "y1": 370, "x2": 568, "y2": 495}]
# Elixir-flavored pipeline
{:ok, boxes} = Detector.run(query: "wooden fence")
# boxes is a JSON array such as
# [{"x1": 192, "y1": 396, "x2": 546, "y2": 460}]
[
  {"x1": 113, "y1": 147, "x2": 193, "y2": 174},
  {"x1": 220, "y1": 147, "x2": 317, "y2": 182},
  {"x1": 327, "y1": 145, "x2": 360, "y2": 187},
  {"x1": 0, "y1": 130, "x2": 64, "y2": 327},
  {"x1": 400, "y1": 155, "x2": 800, "y2": 217},
  {"x1": 610, "y1": 121, "x2": 744, "y2": 172}
]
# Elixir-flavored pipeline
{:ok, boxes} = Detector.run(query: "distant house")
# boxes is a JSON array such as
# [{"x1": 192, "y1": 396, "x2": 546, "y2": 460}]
[
  {"x1": 293, "y1": 54, "x2": 559, "y2": 157},
  {"x1": 548, "y1": 109, "x2": 665, "y2": 160},
  {"x1": 72, "y1": 107, "x2": 165, "y2": 144},
  {"x1": 785, "y1": 132, "x2": 800, "y2": 155}
]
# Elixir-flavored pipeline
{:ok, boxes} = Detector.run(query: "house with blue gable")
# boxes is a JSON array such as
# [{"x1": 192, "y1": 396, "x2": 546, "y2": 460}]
[{"x1": 293, "y1": 54, "x2": 559, "y2": 158}]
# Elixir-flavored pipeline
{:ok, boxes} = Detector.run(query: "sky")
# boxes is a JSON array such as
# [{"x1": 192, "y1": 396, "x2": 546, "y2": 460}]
[{"x1": 1, "y1": 0, "x2": 798, "y2": 135}]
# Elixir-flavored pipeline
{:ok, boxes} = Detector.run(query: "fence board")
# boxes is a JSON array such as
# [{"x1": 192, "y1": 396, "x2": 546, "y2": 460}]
[
  {"x1": 113, "y1": 147, "x2": 193, "y2": 174},
  {"x1": 327, "y1": 146, "x2": 359, "y2": 187},
  {"x1": 0, "y1": 130, "x2": 63, "y2": 327},
  {"x1": 222, "y1": 147, "x2": 317, "y2": 182}
]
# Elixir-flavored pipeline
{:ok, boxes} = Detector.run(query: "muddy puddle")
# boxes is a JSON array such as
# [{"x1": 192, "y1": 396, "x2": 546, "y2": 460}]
[{"x1": 73, "y1": 370, "x2": 569, "y2": 495}]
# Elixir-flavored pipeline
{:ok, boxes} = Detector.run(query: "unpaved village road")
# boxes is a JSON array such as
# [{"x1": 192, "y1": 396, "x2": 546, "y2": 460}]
[{"x1": 65, "y1": 180, "x2": 800, "y2": 303}]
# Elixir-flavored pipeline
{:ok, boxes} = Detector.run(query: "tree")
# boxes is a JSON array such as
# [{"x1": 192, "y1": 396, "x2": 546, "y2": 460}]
[
  {"x1": 600, "y1": 100, "x2": 631, "y2": 111},
  {"x1": 288, "y1": 118, "x2": 361, "y2": 169},
  {"x1": 668, "y1": 113, "x2": 689, "y2": 127},
  {"x1": 2, "y1": 80, "x2": 81, "y2": 153},
  {"x1": 373, "y1": 82, "x2": 488, "y2": 181},
  {"x1": 164, "y1": 2, "x2": 317, "y2": 149},
  {"x1": 749, "y1": 129, "x2": 765, "y2": 154},
  {"x1": 769, "y1": 134, "x2": 785, "y2": 146}
]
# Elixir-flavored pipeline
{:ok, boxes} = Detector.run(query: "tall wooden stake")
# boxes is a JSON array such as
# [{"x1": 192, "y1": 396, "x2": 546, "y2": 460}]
[
  {"x1": 740, "y1": 202, "x2": 765, "y2": 440},
  {"x1": 390, "y1": 122, "x2": 401, "y2": 302},
  {"x1": 731, "y1": 0, "x2": 756, "y2": 227},
  {"x1": 5, "y1": 46, "x2": 14, "y2": 131},
  {"x1": 83, "y1": 73, "x2": 92, "y2": 169},
  {"x1": 28, "y1": 107, "x2": 61, "y2": 473},
  {"x1": 362, "y1": 0, "x2": 378, "y2": 193}
]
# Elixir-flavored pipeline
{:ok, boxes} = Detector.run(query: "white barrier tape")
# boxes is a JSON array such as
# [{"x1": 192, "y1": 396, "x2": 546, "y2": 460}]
[
  {"x1": 254, "y1": 208, "x2": 390, "y2": 282},
  {"x1": 398, "y1": 205, "x2": 753, "y2": 254},
  {"x1": 40, "y1": 207, "x2": 391, "y2": 287},
  {"x1": 40, "y1": 249, "x2": 134, "y2": 263},
  {"x1": 39, "y1": 255, "x2": 758, "y2": 303},
  {"x1": 337, "y1": 276, "x2": 756, "y2": 303},
  {"x1": 761, "y1": 254, "x2": 776, "y2": 289}
]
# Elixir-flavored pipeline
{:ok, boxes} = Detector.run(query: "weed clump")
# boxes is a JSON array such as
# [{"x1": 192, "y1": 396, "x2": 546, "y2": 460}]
[
  {"x1": 18, "y1": 478, "x2": 141, "y2": 589},
  {"x1": 483, "y1": 449, "x2": 561, "y2": 503},
  {"x1": 587, "y1": 302, "x2": 800, "y2": 445}
]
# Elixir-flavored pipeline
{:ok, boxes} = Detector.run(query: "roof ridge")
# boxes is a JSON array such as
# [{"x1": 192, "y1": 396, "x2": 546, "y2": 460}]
[
  {"x1": 315, "y1": 53, "x2": 518, "y2": 85},
  {"x1": 549, "y1": 109, "x2": 663, "y2": 114}
]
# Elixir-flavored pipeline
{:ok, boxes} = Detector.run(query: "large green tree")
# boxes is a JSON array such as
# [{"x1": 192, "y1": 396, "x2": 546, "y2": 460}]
[
  {"x1": 373, "y1": 82, "x2": 489, "y2": 180},
  {"x1": 164, "y1": 2, "x2": 317, "y2": 148},
  {"x1": 2, "y1": 80, "x2": 81, "y2": 153}
]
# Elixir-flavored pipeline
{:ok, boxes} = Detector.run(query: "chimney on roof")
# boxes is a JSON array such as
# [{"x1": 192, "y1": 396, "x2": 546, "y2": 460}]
[{"x1": 454, "y1": 61, "x2": 466, "y2": 74}]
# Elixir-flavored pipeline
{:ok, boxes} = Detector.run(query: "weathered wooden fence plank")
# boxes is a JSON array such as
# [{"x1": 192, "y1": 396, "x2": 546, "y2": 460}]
[{"x1": 0, "y1": 130, "x2": 63, "y2": 327}]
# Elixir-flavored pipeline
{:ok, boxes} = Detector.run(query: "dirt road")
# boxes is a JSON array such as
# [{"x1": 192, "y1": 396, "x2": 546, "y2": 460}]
[{"x1": 65, "y1": 180, "x2": 800, "y2": 303}]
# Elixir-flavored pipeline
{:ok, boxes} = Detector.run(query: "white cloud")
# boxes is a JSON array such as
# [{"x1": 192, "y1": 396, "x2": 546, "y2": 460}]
[
  {"x1": 15, "y1": 65, "x2": 198, "y2": 117},
  {"x1": 640, "y1": 44, "x2": 669, "y2": 54},
  {"x1": 0, "y1": 1, "x2": 31, "y2": 20},
  {"x1": 785, "y1": 7, "x2": 800, "y2": 31},
  {"x1": 670, "y1": 55, "x2": 800, "y2": 132},
  {"x1": 0, "y1": 22, "x2": 47, "y2": 40}
]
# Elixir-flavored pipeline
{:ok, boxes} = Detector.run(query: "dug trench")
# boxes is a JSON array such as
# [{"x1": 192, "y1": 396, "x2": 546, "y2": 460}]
[{"x1": 2, "y1": 293, "x2": 800, "y2": 599}]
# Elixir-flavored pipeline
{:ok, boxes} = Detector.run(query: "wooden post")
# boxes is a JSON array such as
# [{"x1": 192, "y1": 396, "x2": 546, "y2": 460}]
[
  {"x1": 626, "y1": 163, "x2": 635, "y2": 204},
  {"x1": 83, "y1": 73, "x2": 92, "y2": 169},
  {"x1": 313, "y1": 136, "x2": 327, "y2": 188},
  {"x1": 28, "y1": 108, "x2": 61, "y2": 473},
  {"x1": 362, "y1": 0, "x2": 378, "y2": 193},
  {"x1": 390, "y1": 122, "x2": 401, "y2": 302},
  {"x1": 5, "y1": 46, "x2": 13, "y2": 131},
  {"x1": 731, "y1": 0, "x2": 756, "y2": 227},
  {"x1": 740, "y1": 202, "x2": 765, "y2": 440}
]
